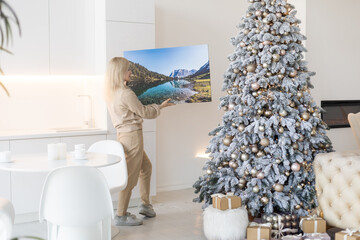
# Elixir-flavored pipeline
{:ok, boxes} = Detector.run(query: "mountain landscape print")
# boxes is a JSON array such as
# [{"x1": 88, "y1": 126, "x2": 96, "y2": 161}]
[{"x1": 124, "y1": 45, "x2": 212, "y2": 105}]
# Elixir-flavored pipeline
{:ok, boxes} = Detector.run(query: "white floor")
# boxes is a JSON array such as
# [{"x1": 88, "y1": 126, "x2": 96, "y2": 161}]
[{"x1": 12, "y1": 188, "x2": 207, "y2": 240}]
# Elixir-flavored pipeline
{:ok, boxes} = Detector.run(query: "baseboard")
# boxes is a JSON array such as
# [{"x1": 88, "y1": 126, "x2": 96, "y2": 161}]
[{"x1": 157, "y1": 183, "x2": 192, "y2": 193}]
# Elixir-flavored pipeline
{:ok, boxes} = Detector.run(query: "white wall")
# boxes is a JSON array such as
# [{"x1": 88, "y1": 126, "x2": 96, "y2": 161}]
[
  {"x1": 154, "y1": 0, "x2": 307, "y2": 191},
  {"x1": 307, "y1": 0, "x2": 360, "y2": 151}
]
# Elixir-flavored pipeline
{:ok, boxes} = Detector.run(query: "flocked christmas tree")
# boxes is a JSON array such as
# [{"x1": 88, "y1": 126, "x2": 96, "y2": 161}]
[{"x1": 193, "y1": 0, "x2": 333, "y2": 217}]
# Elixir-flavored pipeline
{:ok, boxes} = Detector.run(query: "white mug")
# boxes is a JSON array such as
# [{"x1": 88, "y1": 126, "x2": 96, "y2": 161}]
[
  {"x1": 47, "y1": 143, "x2": 58, "y2": 160},
  {"x1": 57, "y1": 143, "x2": 67, "y2": 160},
  {"x1": 0, "y1": 151, "x2": 11, "y2": 163}
]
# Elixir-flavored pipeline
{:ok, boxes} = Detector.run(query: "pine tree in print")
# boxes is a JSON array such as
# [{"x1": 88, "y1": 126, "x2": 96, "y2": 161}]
[{"x1": 193, "y1": 0, "x2": 333, "y2": 217}]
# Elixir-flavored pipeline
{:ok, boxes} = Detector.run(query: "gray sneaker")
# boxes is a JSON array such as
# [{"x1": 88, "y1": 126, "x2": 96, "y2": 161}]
[
  {"x1": 139, "y1": 204, "x2": 156, "y2": 218},
  {"x1": 115, "y1": 214, "x2": 143, "y2": 226}
]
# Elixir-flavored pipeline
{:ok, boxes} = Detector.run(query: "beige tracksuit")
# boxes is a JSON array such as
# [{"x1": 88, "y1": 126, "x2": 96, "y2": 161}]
[{"x1": 107, "y1": 87, "x2": 160, "y2": 216}]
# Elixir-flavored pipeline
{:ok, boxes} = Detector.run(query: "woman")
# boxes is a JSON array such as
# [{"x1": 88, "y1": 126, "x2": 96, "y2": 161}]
[{"x1": 104, "y1": 57, "x2": 175, "y2": 226}]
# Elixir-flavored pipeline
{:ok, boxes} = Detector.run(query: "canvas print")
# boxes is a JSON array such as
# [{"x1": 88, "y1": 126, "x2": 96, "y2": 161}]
[{"x1": 124, "y1": 44, "x2": 211, "y2": 105}]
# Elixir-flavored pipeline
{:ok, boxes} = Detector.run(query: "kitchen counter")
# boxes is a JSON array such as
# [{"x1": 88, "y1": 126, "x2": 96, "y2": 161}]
[{"x1": 0, "y1": 128, "x2": 108, "y2": 141}]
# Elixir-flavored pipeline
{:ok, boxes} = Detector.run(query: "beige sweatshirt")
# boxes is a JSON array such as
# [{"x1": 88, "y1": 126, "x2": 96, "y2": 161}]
[{"x1": 107, "y1": 87, "x2": 161, "y2": 132}]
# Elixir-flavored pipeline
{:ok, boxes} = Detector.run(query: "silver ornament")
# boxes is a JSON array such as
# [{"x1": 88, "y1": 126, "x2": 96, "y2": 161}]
[
  {"x1": 260, "y1": 138, "x2": 270, "y2": 147},
  {"x1": 241, "y1": 153, "x2": 249, "y2": 161}
]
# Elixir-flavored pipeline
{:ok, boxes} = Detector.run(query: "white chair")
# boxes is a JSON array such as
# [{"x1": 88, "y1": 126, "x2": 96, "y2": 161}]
[
  {"x1": 39, "y1": 166, "x2": 114, "y2": 240},
  {"x1": 0, "y1": 198, "x2": 14, "y2": 240},
  {"x1": 348, "y1": 112, "x2": 360, "y2": 148},
  {"x1": 88, "y1": 140, "x2": 128, "y2": 194}
]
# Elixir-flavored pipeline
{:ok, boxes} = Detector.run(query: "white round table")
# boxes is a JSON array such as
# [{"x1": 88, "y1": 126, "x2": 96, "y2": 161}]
[
  {"x1": 0, "y1": 152, "x2": 121, "y2": 172},
  {"x1": 0, "y1": 152, "x2": 121, "y2": 238}
]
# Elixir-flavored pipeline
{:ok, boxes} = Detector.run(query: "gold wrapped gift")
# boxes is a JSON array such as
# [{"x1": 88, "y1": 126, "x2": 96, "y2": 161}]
[
  {"x1": 300, "y1": 216, "x2": 326, "y2": 233},
  {"x1": 211, "y1": 192, "x2": 242, "y2": 210},
  {"x1": 335, "y1": 229, "x2": 360, "y2": 240},
  {"x1": 247, "y1": 222, "x2": 271, "y2": 240}
]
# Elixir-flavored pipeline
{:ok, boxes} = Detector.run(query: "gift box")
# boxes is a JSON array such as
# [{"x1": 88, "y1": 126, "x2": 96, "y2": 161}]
[
  {"x1": 304, "y1": 233, "x2": 330, "y2": 240},
  {"x1": 300, "y1": 216, "x2": 326, "y2": 233},
  {"x1": 282, "y1": 234, "x2": 303, "y2": 240},
  {"x1": 211, "y1": 192, "x2": 242, "y2": 210},
  {"x1": 335, "y1": 229, "x2": 360, "y2": 240},
  {"x1": 247, "y1": 222, "x2": 272, "y2": 240}
]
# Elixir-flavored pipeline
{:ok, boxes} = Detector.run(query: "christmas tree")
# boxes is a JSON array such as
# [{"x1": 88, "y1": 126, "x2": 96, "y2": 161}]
[{"x1": 193, "y1": 0, "x2": 333, "y2": 217}]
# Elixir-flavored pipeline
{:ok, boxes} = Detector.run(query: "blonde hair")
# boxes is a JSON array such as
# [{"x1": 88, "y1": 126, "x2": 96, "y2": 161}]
[{"x1": 104, "y1": 57, "x2": 130, "y2": 102}]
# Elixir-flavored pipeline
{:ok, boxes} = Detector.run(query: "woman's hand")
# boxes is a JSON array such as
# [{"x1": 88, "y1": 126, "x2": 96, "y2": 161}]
[{"x1": 160, "y1": 98, "x2": 176, "y2": 109}]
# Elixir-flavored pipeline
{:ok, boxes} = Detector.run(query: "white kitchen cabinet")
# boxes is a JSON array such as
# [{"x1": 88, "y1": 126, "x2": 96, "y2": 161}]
[
  {"x1": 49, "y1": 0, "x2": 96, "y2": 75},
  {"x1": 0, "y1": 141, "x2": 10, "y2": 200},
  {"x1": 60, "y1": 134, "x2": 107, "y2": 150},
  {"x1": 2, "y1": 0, "x2": 49, "y2": 75},
  {"x1": 106, "y1": 0, "x2": 155, "y2": 24},
  {"x1": 106, "y1": 21, "x2": 155, "y2": 61}
]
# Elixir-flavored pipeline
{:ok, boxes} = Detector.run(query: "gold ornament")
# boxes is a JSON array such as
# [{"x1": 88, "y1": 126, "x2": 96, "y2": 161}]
[
  {"x1": 255, "y1": 10, "x2": 262, "y2": 17},
  {"x1": 218, "y1": 166, "x2": 222, "y2": 170},
  {"x1": 240, "y1": 41, "x2": 246, "y2": 47},
  {"x1": 256, "y1": 151, "x2": 265, "y2": 158},
  {"x1": 272, "y1": 54, "x2": 281, "y2": 62},
  {"x1": 238, "y1": 183, "x2": 245, "y2": 189},
  {"x1": 278, "y1": 127, "x2": 284, "y2": 133},
  {"x1": 302, "y1": 112, "x2": 310, "y2": 121},
  {"x1": 257, "y1": 171, "x2": 265, "y2": 179},
  {"x1": 313, "y1": 112, "x2": 320, "y2": 118},
  {"x1": 233, "y1": 68, "x2": 240, "y2": 74},
  {"x1": 253, "y1": 185, "x2": 260, "y2": 193},
  {"x1": 222, "y1": 161, "x2": 229, "y2": 166},
  {"x1": 251, "y1": 145, "x2": 259, "y2": 153},
  {"x1": 295, "y1": 122, "x2": 301, "y2": 127},
  {"x1": 279, "y1": 109, "x2": 288, "y2": 117},
  {"x1": 264, "y1": 110, "x2": 272, "y2": 117},
  {"x1": 297, "y1": 92, "x2": 304, "y2": 98},
  {"x1": 311, "y1": 128, "x2": 316, "y2": 136},
  {"x1": 266, "y1": 72, "x2": 272, "y2": 77},
  {"x1": 241, "y1": 153, "x2": 249, "y2": 161},
  {"x1": 276, "y1": 12, "x2": 282, "y2": 18},
  {"x1": 250, "y1": 168, "x2": 257, "y2": 176},
  {"x1": 291, "y1": 163, "x2": 301, "y2": 172},
  {"x1": 252, "y1": 92, "x2": 259, "y2": 97},
  {"x1": 299, "y1": 134, "x2": 304, "y2": 142},
  {"x1": 260, "y1": 138, "x2": 270, "y2": 147},
  {"x1": 274, "y1": 183, "x2": 284, "y2": 192},
  {"x1": 230, "y1": 161, "x2": 238, "y2": 169},
  {"x1": 247, "y1": 64, "x2": 257, "y2": 73},
  {"x1": 243, "y1": 70, "x2": 248, "y2": 75},
  {"x1": 289, "y1": 70, "x2": 298, "y2": 77},
  {"x1": 257, "y1": 109, "x2": 264, "y2": 115},
  {"x1": 275, "y1": 159, "x2": 282, "y2": 164},
  {"x1": 271, "y1": 30, "x2": 276, "y2": 35},
  {"x1": 245, "y1": 169, "x2": 250, "y2": 175},
  {"x1": 285, "y1": 171, "x2": 290, "y2": 176},
  {"x1": 263, "y1": 40, "x2": 272, "y2": 45},
  {"x1": 295, "y1": 205, "x2": 301, "y2": 209},
  {"x1": 206, "y1": 169, "x2": 213, "y2": 175},
  {"x1": 240, "y1": 145, "x2": 247, "y2": 151},
  {"x1": 261, "y1": 196, "x2": 269, "y2": 204},
  {"x1": 238, "y1": 124, "x2": 245, "y2": 132},
  {"x1": 223, "y1": 137, "x2": 232, "y2": 146},
  {"x1": 278, "y1": 74, "x2": 284, "y2": 80},
  {"x1": 239, "y1": 111, "x2": 244, "y2": 117},
  {"x1": 231, "y1": 123, "x2": 236, "y2": 127},
  {"x1": 228, "y1": 103, "x2": 236, "y2": 110},
  {"x1": 251, "y1": 82, "x2": 260, "y2": 91},
  {"x1": 280, "y1": 49, "x2": 286, "y2": 56},
  {"x1": 258, "y1": 125, "x2": 265, "y2": 132},
  {"x1": 231, "y1": 153, "x2": 238, "y2": 159},
  {"x1": 263, "y1": 63, "x2": 269, "y2": 68},
  {"x1": 244, "y1": 29, "x2": 250, "y2": 35},
  {"x1": 292, "y1": 143, "x2": 299, "y2": 150}
]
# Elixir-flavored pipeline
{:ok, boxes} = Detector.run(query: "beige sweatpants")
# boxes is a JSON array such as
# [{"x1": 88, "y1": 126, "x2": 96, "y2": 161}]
[{"x1": 116, "y1": 129, "x2": 152, "y2": 216}]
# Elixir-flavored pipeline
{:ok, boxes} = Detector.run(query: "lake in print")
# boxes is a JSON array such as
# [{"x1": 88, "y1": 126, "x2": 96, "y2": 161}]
[{"x1": 138, "y1": 80, "x2": 198, "y2": 105}]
